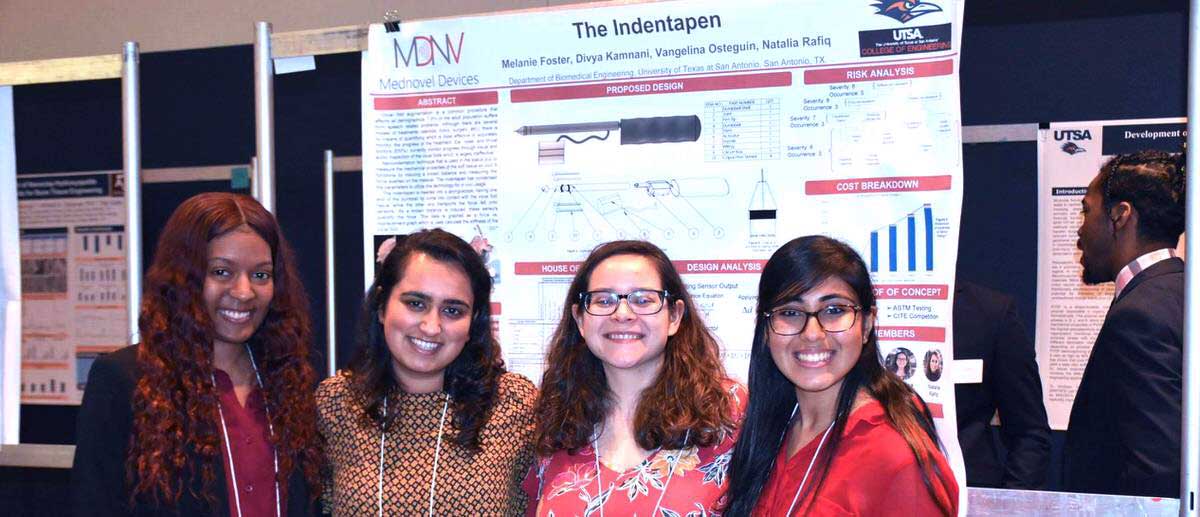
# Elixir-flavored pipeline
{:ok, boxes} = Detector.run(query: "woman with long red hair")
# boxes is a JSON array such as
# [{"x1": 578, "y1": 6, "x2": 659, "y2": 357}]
[{"x1": 71, "y1": 192, "x2": 321, "y2": 516}]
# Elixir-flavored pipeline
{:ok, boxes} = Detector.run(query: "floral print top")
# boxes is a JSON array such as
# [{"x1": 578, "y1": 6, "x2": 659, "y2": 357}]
[{"x1": 523, "y1": 384, "x2": 745, "y2": 517}]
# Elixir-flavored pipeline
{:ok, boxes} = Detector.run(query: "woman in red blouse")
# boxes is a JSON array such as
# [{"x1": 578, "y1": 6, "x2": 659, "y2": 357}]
[
  {"x1": 723, "y1": 236, "x2": 958, "y2": 516},
  {"x1": 72, "y1": 193, "x2": 320, "y2": 516},
  {"x1": 525, "y1": 240, "x2": 743, "y2": 516}
]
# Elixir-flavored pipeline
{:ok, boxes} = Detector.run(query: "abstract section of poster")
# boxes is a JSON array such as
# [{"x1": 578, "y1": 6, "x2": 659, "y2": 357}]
[
  {"x1": 18, "y1": 172, "x2": 128, "y2": 405},
  {"x1": 361, "y1": 0, "x2": 967, "y2": 506},
  {"x1": 1036, "y1": 118, "x2": 1185, "y2": 430}
]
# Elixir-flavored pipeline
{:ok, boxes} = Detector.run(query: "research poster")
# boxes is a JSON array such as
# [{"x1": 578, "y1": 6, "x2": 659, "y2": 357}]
[
  {"x1": 1036, "y1": 118, "x2": 1185, "y2": 430},
  {"x1": 1, "y1": 85, "x2": 19, "y2": 441},
  {"x1": 17, "y1": 172, "x2": 128, "y2": 405},
  {"x1": 362, "y1": 0, "x2": 966, "y2": 503}
]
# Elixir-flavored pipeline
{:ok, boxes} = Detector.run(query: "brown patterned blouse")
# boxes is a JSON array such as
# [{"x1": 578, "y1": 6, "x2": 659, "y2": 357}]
[{"x1": 317, "y1": 372, "x2": 537, "y2": 516}]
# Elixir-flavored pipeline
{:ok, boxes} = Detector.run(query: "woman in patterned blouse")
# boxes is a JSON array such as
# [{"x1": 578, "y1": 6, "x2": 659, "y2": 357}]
[
  {"x1": 525, "y1": 240, "x2": 743, "y2": 517},
  {"x1": 317, "y1": 229, "x2": 537, "y2": 515}
]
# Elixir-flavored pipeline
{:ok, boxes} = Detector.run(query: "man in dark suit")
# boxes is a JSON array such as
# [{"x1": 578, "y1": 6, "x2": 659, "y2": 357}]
[
  {"x1": 1065, "y1": 150, "x2": 1185, "y2": 498},
  {"x1": 953, "y1": 280, "x2": 1051, "y2": 488}
]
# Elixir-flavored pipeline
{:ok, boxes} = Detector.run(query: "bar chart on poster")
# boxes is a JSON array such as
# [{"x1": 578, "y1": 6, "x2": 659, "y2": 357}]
[{"x1": 868, "y1": 203, "x2": 936, "y2": 273}]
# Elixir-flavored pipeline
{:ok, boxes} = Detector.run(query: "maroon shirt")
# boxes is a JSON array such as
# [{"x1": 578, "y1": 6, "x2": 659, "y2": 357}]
[{"x1": 213, "y1": 369, "x2": 282, "y2": 516}]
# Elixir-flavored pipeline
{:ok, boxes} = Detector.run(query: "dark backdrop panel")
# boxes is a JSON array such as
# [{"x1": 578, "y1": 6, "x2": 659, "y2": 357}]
[
  {"x1": 14, "y1": 79, "x2": 121, "y2": 175},
  {"x1": 332, "y1": 170, "x2": 366, "y2": 370},
  {"x1": 273, "y1": 52, "x2": 364, "y2": 374},
  {"x1": 957, "y1": 141, "x2": 1038, "y2": 340},
  {"x1": 0, "y1": 467, "x2": 70, "y2": 517},
  {"x1": 961, "y1": 11, "x2": 1187, "y2": 125},
  {"x1": 139, "y1": 46, "x2": 254, "y2": 168}
]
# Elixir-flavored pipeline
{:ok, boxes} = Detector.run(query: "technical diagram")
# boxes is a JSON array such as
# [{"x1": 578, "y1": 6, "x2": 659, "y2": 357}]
[{"x1": 506, "y1": 175, "x2": 729, "y2": 243}]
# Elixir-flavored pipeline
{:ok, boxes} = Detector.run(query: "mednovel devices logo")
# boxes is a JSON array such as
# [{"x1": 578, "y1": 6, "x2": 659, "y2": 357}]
[
  {"x1": 872, "y1": 1, "x2": 943, "y2": 23},
  {"x1": 393, "y1": 33, "x2": 465, "y2": 67},
  {"x1": 1054, "y1": 129, "x2": 1091, "y2": 155}
]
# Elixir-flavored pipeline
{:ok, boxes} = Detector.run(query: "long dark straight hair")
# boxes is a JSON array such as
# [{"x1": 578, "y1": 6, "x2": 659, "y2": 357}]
[
  {"x1": 723, "y1": 235, "x2": 952, "y2": 516},
  {"x1": 344, "y1": 228, "x2": 505, "y2": 451}
]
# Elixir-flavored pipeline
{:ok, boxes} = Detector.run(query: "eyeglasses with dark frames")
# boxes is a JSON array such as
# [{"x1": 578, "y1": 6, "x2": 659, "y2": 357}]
[
  {"x1": 579, "y1": 289, "x2": 671, "y2": 316},
  {"x1": 763, "y1": 304, "x2": 862, "y2": 335}
]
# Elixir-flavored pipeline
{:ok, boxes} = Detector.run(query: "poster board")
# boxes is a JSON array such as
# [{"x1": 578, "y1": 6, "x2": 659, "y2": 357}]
[
  {"x1": 1036, "y1": 117, "x2": 1186, "y2": 430},
  {"x1": 361, "y1": 0, "x2": 967, "y2": 509},
  {"x1": 16, "y1": 171, "x2": 128, "y2": 405}
]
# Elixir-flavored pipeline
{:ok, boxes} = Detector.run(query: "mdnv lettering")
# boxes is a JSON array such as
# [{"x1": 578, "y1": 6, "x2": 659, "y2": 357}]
[
  {"x1": 394, "y1": 33, "x2": 465, "y2": 68},
  {"x1": 1053, "y1": 129, "x2": 1092, "y2": 141}
]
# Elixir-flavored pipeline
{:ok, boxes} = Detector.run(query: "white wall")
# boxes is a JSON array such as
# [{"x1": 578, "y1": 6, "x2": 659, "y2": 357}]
[{"x1": 0, "y1": 0, "x2": 601, "y2": 62}]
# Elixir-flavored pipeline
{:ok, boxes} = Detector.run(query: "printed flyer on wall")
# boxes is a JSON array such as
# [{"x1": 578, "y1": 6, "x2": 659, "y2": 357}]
[
  {"x1": 17, "y1": 171, "x2": 128, "y2": 405},
  {"x1": 361, "y1": 0, "x2": 966, "y2": 504},
  {"x1": 1036, "y1": 117, "x2": 1185, "y2": 430}
]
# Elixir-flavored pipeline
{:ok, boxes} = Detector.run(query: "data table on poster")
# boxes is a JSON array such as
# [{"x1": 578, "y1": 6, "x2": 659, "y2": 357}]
[{"x1": 704, "y1": 98, "x2": 780, "y2": 161}]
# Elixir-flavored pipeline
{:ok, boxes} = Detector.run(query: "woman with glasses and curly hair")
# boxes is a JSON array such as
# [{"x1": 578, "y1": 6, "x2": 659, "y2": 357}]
[
  {"x1": 723, "y1": 235, "x2": 957, "y2": 516},
  {"x1": 72, "y1": 192, "x2": 320, "y2": 516},
  {"x1": 317, "y1": 229, "x2": 537, "y2": 515},
  {"x1": 524, "y1": 240, "x2": 743, "y2": 516}
]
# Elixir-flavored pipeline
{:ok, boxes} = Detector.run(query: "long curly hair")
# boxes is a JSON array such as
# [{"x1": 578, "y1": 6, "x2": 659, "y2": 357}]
[
  {"x1": 533, "y1": 240, "x2": 736, "y2": 455},
  {"x1": 345, "y1": 228, "x2": 506, "y2": 450},
  {"x1": 723, "y1": 236, "x2": 954, "y2": 516},
  {"x1": 128, "y1": 192, "x2": 320, "y2": 507}
]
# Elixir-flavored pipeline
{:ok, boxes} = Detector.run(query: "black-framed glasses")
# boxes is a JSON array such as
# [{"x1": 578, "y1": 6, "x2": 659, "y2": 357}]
[
  {"x1": 763, "y1": 304, "x2": 862, "y2": 335},
  {"x1": 579, "y1": 289, "x2": 671, "y2": 316}
]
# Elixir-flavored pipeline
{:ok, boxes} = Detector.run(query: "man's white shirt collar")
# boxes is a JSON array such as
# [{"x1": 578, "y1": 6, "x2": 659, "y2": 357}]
[{"x1": 1114, "y1": 248, "x2": 1178, "y2": 299}]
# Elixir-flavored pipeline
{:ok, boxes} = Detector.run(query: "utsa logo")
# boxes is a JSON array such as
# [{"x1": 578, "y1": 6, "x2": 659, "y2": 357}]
[
  {"x1": 1053, "y1": 129, "x2": 1092, "y2": 141},
  {"x1": 873, "y1": 1, "x2": 943, "y2": 23},
  {"x1": 1054, "y1": 129, "x2": 1090, "y2": 155}
]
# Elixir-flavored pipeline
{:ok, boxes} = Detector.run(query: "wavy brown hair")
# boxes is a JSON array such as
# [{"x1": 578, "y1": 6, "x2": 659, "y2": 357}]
[
  {"x1": 533, "y1": 240, "x2": 736, "y2": 455},
  {"x1": 128, "y1": 192, "x2": 320, "y2": 507},
  {"x1": 346, "y1": 229, "x2": 506, "y2": 451}
]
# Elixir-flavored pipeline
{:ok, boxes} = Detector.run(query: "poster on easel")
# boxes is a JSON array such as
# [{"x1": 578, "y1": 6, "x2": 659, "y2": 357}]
[
  {"x1": 1036, "y1": 117, "x2": 1186, "y2": 430},
  {"x1": 361, "y1": 0, "x2": 967, "y2": 509},
  {"x1": 17, "y1": 171, "x2": 128, "y2": 405}
]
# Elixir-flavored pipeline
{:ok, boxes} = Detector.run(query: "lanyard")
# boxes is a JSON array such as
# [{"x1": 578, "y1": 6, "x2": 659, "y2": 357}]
[
  {"x1": 377, "y1": 393, "x2": 451, "y2": 517},
  {"x1": 212, "y1": 344, "x2": 281, "y2": 517},
  {"x1": 782, "y1": 403, "x2": 836, "y2": 516}
]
